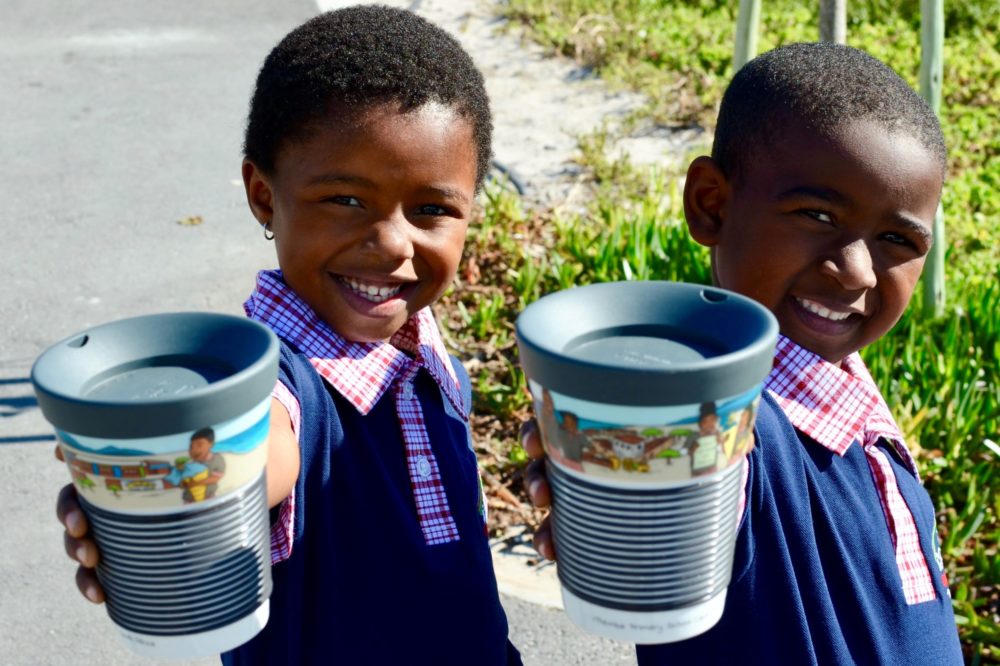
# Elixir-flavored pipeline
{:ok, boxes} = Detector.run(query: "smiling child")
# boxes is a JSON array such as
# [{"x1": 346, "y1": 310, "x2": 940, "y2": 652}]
[
  {"x1": 525, "y1": 42, "x2": 963, "y2": 665},
  {"x1": 56, "y1": 7, "x2": 521, "y2": 665}
]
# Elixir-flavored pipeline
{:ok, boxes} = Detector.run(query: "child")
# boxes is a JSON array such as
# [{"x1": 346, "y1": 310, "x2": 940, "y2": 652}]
[
  {"x1": 523, "y1": 42, "x2": 963, "y2": 664},
  {"x1": 55, "y1": 6, "x2": 521, "y2": 664},
  {"x1": 163, "y1": 427, "x2": 226, "y2": 503},
  {"x1": 685, "y1": 401, "x2": 723, "y2": 475}
]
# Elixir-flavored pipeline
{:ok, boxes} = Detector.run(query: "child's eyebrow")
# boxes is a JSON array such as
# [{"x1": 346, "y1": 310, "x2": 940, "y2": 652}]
[
  {"x1": 889, "y1": 215, "x2": 934, "y2": 245},
  {"x1": 777, "y1": 186, "x2": 934, "y2": 242},
  {"x1": 304, "y1": 173, "x2": 372, "y2": 188},
  {"x1": 303, "y1": 174, "x2": 470, "y2": 205},
  {"x1": 419, "y1": 185, "x2": 472, "y2": 206},
  {"x1": 775, "y1": 186, "x2": 849, "y2": 206}
]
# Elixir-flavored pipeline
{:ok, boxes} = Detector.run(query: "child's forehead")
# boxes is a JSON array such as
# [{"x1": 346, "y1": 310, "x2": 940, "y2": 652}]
[
  {"x1": 753, "y1": 117, "x2": 942, "y2": 186},
  {"x1": 347, "y1": 100, "x2": 468, "y2": 132},
  {"x1": 271, "y1": 101, "x2": 475, "y2": 172}
]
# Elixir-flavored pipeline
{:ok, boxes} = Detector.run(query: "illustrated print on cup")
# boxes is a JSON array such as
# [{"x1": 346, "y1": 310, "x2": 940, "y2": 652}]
[
  {"x1": 56, "y1": 408, "x2": 268, "y2": 512},
  {"x1": 516, "y1": 281, "x2": 778, "y2": 644},
  {"x1": 32, "y1": 312, "x2": 279, "y2": 659},
  {"x1": 170, "y1": 428, "x2": 226, "y2": 503},
  {"x1": 532, "y1": 389, "x2": 760, "y2": 485}
]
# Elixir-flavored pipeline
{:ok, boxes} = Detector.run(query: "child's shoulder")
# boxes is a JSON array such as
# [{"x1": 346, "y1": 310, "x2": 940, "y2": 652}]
[
  {"x1": 749, "y1": 390, "x2": 820, "y2": 469},
  {"x1": 274, "y1": 338, "x2": 312, "y2": 386},
  {"x1": 446, "y1": 353, "x2": 472, "y2": 414}
]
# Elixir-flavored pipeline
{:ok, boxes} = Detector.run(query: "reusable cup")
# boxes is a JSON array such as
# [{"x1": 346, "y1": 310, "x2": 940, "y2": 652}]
[
  {"x1": 516, "y1": 281, "x2": 778, "y2": 644},
  {"x1": 32, "y1": 312, "x2": 279, "y2": 658}
]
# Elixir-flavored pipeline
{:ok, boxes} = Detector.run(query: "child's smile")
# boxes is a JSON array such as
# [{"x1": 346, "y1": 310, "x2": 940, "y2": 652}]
[
  {"x1": 688, "y1": 118, "x2": 942, "y2": 364},
  {"x1": 244, "y1": 102, "x2": 478, "y2": 342},
  {"x1": 339, "y1": 276, "x2": 404, "y2": 305}
]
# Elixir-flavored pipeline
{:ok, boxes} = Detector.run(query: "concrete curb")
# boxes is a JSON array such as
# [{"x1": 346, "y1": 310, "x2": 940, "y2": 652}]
[{"x1": 490, "y1": 526, "x2": 564, "y2": 609}]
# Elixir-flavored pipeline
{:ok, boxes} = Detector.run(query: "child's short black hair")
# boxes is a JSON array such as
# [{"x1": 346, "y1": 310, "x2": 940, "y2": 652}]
[
  {"x1": 712, "y1": 42, "x2": 946, "y2": 185},
  {"x1": 244, "y1": 5, "x2": 492, "y2": 188},
  {"x1": 191, "y1": 427, "x2": 215, "y2": 444}
]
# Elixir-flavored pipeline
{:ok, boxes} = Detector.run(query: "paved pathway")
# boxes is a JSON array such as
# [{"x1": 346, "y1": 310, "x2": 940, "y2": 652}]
[{"x1": 0, "y1": 0, "x2": 705, "y2": 662}]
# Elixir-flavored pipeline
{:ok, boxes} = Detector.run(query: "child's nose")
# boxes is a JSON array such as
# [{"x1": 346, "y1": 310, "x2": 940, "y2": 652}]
[
  {"x1": 820, "y1": 239, "x2": 877, "y2": 291},
  {"x1": 363, "y1": 212, "x2": 415, "y2": 261}
]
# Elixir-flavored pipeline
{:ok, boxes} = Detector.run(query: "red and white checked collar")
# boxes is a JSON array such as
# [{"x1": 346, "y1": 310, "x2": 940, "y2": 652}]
[
  {"x1": 245, "y1": 270, "x2": 464, "y2": 550},
  {"x1": 765, "y1": 335, "x2": 937, "y2": 604},
  {"x1": 244, "y1": 270, "x2": 464, "y2": 419}
]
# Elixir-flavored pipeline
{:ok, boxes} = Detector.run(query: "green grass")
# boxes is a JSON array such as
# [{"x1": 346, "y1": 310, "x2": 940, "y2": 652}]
[
  {"x1": 500, "y1": 0, "x2": 1000, "y2": 286},
  {"x1": 447, "y1": 175, "x2": 999, "y2": 661},
  {"x1": 441, "y1": 2, "x2": 1000, "y2": 660}
]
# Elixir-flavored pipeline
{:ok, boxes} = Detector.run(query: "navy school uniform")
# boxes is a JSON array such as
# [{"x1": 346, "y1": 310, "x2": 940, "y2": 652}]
[
  {"x1": 222, "y1": 341, "x2": 520, "y2": 665},
  {"x1": 636, "y1": 391, "x2": 963, "y2": 665}
]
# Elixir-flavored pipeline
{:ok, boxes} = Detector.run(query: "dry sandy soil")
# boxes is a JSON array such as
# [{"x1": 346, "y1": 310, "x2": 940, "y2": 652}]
[{"x1": 321, "y1": 0, "x2": 707, "y2": 208}]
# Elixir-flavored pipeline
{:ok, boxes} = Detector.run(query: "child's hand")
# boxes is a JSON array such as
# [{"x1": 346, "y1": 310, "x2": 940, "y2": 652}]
[
  {"x1": 54, "y1": 445, "x2": 105, "y2": 604},
  {"x1": 520, "y1": 419, "x2": 556, "y2": 561}
]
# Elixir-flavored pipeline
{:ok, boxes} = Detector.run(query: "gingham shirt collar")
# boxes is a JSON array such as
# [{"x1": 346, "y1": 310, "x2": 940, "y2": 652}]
[
  {"x1": 764, "y1": 335, "x2": 917, "y2": 476},
  {"x1": 243, "y1": 270, "x2": 464, "y2": 419},
  {"x1": 765, "y1": 336, "x2": 939, "y2": 604}
]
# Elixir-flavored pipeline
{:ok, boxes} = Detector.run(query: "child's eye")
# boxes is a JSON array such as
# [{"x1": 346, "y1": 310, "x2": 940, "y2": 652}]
[
  {"x1": 882, "y1": 232, "x2": 916, "y2": 248},
  {"x1": 326, "y1": 195, "x2": 362, "y2": 207},
  {"x1": 801, "y1": 210, "x2": 834, "y2": 224},
  {"x1": 416, "y1": 204, "x2": 450, "y2": 217}
]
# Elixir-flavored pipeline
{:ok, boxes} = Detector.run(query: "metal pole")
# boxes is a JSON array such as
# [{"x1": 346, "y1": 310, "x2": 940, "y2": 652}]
[
  {"x1": 819, "y1": 0, "x2": 847, "y2": 43},
  {"x1": 920, "y1": 0, "x2": 945, "y2": 316},
  {"x1": 734, "y1": 0, "x2": 761, "y2": 71}
]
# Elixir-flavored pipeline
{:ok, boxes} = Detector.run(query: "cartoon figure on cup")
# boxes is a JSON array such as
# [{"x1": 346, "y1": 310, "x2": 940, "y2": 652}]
[
  {"x1": 687, "y1": 402, "x2": 723, "y2": 476},
  {"x1": 164, "y1": 427, "x2": 226, "y2": 503},
  {"x1": 555, "y1": 411, "x2": 589, "y2": 464}
]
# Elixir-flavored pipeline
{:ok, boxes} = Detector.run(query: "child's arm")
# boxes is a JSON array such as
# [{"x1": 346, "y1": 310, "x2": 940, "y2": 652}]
[
  {"x1": 55, "y1": 398, "x2": 301, "y2": 605},
  {"x1": 265, "y1": 398, "x2": 299, "y2": 509}
]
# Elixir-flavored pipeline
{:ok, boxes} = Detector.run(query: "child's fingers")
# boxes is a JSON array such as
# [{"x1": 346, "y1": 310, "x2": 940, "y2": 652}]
[
  {"x1": 524, "y1": 459, "x2": 551, "y2": 509},
  {"x1": 56, "y1": 484, "x2": 88, "y2": 538},
  {"x1": 75, "y1": 566, "x2": 105, "y2": 604},
  {"x1": 54, "y1": 444, "x2": 65, "y2": 462},
  {"x1": 519, "y1": 419, "x2": 544, "y2": 460},
  {"x1": 532, "y1": 515, "x2": 556, "y2": 562},
  {"x1": 63, "y1": 531, "x2": 100, "y2": 568}
]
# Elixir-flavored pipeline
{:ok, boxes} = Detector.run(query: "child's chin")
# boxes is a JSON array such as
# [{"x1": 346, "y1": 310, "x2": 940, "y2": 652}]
[{"x1": 340, "y1": 321, "x2": 402, "y2": 344}]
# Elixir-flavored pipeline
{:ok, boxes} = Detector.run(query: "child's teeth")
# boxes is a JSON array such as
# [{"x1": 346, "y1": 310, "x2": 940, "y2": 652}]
[
  {"x1": 798, "y1": 298, "x2": 851, "y2": 322},
  {"x1": 343, "y1": 277, "x2": 401, "y2": 303}
]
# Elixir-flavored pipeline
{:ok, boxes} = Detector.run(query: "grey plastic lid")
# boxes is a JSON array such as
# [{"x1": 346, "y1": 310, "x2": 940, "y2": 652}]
[
  {"x1": 31, "y1": 312, "x2": 279, "y2": 439},
  {"x1": 515, "y1": 281, "x2": 778, "y2": 406}
]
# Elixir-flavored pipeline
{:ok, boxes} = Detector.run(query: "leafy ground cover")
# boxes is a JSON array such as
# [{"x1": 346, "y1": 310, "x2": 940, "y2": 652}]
[{"x1": 442, "y1": 0, "x2": 999, "y2": 661}]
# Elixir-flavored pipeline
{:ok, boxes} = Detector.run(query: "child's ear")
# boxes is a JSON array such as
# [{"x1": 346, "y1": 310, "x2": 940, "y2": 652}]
[
  {"x1": 683, "y1": 156, "x2": 730, "y2": 247},
  {"x1": 242, "y1": 158, "x2": 275, "y2": 228}
]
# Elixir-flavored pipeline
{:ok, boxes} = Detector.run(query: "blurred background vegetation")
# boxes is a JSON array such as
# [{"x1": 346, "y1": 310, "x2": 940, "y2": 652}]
[{"x1": 438, "y1": 1, "x2": 998, "y2": 662}]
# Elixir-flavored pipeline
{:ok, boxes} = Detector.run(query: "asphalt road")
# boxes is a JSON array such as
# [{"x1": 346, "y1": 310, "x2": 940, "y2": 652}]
[{"x1": 0, "y1": 1, "x2": 635, "y2": 664}]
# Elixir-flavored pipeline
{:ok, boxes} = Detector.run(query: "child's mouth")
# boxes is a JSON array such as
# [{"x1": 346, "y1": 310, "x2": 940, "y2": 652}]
[
  {"x1": 794, "y1": 297, "x2": 853, "y2": 322},
  {"x1": 790, "y1": 296, "x2": 862, "y2": 335},
  {"x1": 340, "y1": 276, "x2": 404, "y2": 304}
]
